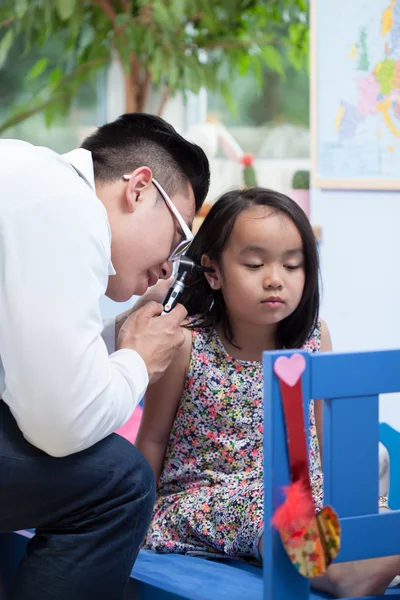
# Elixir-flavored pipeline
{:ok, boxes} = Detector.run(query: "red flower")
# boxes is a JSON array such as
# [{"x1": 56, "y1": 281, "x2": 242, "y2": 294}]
[
  {"x1": 206, "y1": 431, "x2": 217, "y2": 442},
  {"x1": 240, "y1": 153, "x2": 254, "y2": 167}
]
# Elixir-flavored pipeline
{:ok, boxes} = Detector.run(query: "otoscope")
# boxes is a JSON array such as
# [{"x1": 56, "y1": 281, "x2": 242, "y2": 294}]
[{"x1": 162, "y1": 256, "x2": 214, "y2": 314}]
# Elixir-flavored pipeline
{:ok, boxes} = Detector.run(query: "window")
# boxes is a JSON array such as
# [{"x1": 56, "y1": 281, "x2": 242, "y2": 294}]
[
  {"x1": 207, "y1": 61, "x2": 310, "y2": 160},
  {"x1": 0, "y1": 35, "x2": 104, "y2": 152}
]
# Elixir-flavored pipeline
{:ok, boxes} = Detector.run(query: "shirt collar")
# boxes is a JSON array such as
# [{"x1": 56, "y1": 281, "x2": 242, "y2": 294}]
[{"x1": 61, "y1": 148, "x2": 96, "y2": 192}]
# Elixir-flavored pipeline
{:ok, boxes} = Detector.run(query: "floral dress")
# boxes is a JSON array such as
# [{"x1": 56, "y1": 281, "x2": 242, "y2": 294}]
[{"x1": 143, "y1": 322, "x2": 323, "y2": 562}]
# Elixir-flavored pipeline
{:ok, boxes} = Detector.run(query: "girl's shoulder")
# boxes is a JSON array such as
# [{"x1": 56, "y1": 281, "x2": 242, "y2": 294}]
[
  {"x1": 185, "y1": 316, "x2": 215, "y2": 344},
  {"x1": 302, "y1": 318, "x2": 322, "y2": 354},
  {"x1": 184, "y1": 317, "x2": 226, "y2": 366},
  {"x1": 302, "y1": 318, "x2": 332, "y2": 354}
]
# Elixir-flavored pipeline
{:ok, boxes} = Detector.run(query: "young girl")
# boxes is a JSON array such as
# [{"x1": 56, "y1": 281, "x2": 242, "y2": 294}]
[
  {"x1": 136, "y1": 187, "x2": 326, "y2": 552},
  {"x1": 136, "y1": 187, "x2": 396, "y2": 597}
]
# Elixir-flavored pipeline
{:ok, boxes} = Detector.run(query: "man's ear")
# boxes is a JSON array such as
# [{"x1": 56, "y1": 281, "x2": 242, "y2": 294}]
[
  {"x1": 124, "y1": 166, "x2": 153, "y2": 213},
  {"x1": 201, "y1": 254, "x2": 222, "y2": 290}
]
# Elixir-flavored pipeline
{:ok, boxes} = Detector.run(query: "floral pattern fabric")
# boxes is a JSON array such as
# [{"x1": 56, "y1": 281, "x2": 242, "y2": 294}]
[{"x1": 144, "y1": 322, "x2": 323, "y2": 562}]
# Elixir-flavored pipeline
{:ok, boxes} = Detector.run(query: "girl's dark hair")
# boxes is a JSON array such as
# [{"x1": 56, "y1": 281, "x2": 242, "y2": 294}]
[{"x1": 181, "y1": 187, "x2": 320, "y2": 350}]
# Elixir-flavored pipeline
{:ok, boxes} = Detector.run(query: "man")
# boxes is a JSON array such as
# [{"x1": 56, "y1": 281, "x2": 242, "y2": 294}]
[{"x1": 0, "y1": 113, "x2": 210, "y2": 599}]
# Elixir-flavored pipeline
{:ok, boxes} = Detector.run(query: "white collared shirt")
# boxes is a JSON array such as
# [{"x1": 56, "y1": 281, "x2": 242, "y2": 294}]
[{"x1": 0, "y1": 140, "x2": 148, "y2": 456}]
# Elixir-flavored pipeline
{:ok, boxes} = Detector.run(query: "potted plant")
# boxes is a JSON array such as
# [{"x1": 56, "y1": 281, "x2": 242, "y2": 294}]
[{"x1": 290, "y1": 170, "x2": 310, "y2": 218}]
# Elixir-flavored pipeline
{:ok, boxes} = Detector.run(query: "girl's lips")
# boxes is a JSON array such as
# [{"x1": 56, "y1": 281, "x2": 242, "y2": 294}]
[{"x1": 261, "y1": 296, "x2": 284, "y2": 303}]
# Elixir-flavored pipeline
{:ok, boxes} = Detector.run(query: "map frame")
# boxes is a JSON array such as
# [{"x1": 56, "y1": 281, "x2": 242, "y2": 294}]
[{"x1": 311, "y1": 0, "x2": 400, "y2": 190}]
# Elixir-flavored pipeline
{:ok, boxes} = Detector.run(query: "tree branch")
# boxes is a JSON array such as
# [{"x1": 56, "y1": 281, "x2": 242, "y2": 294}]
[
  {"x1": 123, "y1": 54, "x2": 141, "y2": 112},
  {"x1": 0, "y1": 56, "x2": 108, "y2": 134},
  {"x1": 199, "y1": 36, "x2": 276, "y2": 50},
  {"x1": 157, "y1": 86, "x2": 170, "y2": 117},
  {"x1": 137, "y1": 69, "x2": 151, "y2": 112},
  {"x1": 0, "y1": 95, "x2": 67, "y2": 134},
  {"x1": 87, "y1": 0, "x2": 116, "y2": 25},
  {"x1": 57, "y1": 56, "x2": 109, "y2": 87},
  {"x1": 0, "y1": 16, "x2": 16, "y2": 28},
  {"x1": 189, "y1": 12, "x2": 204, "y2": 23},
  {"x1": 121, "y1": 0, "x2": 131, "y2": 12}
]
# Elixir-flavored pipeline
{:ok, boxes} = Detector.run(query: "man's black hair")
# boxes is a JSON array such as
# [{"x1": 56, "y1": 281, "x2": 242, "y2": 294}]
[{"x1": 81, "y1": 113, "x2": 210, "y2": 212}]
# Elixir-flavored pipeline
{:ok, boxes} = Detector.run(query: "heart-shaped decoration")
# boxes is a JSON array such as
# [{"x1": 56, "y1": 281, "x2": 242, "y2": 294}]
[{"x1": 274, "y1": 353, "x2": 306, "y2": 387}]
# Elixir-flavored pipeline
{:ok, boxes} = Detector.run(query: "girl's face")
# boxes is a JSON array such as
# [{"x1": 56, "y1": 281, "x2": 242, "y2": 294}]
[{"x1": 208, "y1": 206, "x2": 306, "y2": 329}]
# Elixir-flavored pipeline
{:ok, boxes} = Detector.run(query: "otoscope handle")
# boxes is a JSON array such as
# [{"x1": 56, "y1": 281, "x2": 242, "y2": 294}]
[{"x1": 161, "y1": 279, "x2": 186, "y2": 314}]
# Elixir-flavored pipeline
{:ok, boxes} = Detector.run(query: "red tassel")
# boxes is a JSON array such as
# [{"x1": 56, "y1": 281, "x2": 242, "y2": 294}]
[{"x1": 271, "y1": 479, "x2": 315, "y2": 535}]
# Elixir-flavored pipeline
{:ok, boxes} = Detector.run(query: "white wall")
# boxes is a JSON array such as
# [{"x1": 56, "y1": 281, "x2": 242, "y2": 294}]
[
  {"x1": 312, "y1": 189, "x2": 400, "y2": 352},
  {"x1": 311, "y1": 188, "x2": 400, "y2": 431}
]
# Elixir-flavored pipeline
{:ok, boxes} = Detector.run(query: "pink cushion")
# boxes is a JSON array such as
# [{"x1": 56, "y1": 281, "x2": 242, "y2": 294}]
[{"x1": 116, "y1": 406, "x2": 143, "y2": 444}]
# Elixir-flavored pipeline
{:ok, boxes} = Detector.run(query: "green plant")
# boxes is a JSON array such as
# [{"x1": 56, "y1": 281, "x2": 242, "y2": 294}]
[
  {"x1": 0, "y1": 0, "x2": 309, "y2": 134},
  {"x1": 291, "y1": 169, "x2": 310, "y2": 189},
  {"x1": 241, "y1": 153, "x2": 257, "y2": 187}
]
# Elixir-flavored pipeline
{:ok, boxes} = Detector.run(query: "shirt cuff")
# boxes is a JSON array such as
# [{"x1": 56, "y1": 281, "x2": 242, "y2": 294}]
[{"x1": 102, "y1": 317, "x2": 116, "y2": 354}]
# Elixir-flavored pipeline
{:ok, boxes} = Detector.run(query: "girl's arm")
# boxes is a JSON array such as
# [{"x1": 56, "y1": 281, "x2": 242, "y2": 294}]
[
  {"x1": 314, "y1": 319, "x2": 333, "y2": 453},
  {"x1": 135, "y1": 326, "x2": 192, "y2": 481}
]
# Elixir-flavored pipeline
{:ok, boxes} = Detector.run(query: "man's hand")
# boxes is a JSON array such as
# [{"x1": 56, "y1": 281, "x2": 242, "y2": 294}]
[
  {"x1": 133, "y1": 277, "x2": 174, "y2": 311},
  {"x1": 114, "y1": 277, "x2": 175, "y2": 344},
  {"x1": 117, "y1": 301, "x2": 187, "y2": 383}
]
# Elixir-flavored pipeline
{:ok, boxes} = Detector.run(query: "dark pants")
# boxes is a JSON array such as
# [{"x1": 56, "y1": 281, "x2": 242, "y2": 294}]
[{"x1": 0, "y1": 401, "x2": 156, "y2": 599}]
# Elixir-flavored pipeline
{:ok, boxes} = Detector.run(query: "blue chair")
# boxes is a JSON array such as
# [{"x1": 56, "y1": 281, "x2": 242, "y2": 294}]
[
  {"x1": 263, "y1": 348, "x2": 400, "y2": 600},
  {"x1": 2, "y1": 348, "x2": 400, "y2": 599}
]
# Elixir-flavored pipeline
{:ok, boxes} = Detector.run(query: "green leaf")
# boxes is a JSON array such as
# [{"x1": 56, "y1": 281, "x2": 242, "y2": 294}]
[
  {"x1": 142, "y1": 32, "x2": 154, "y2": 57},
  {"x1": 115, "y1": 14, "x2": 131, "y2": 28},
  {"x1": 0, "y1": 29, "x2": 14, "y2": 69},
  {"x1": 77, "y1": 26, "x2": 95, "y2": 56},
  {"x1": 126, "y1": 22, "x2": 144, "y2": 56},
  {"x1": 27, "y1": 57, "x2": 49, "y2": 80},
  {"x1": 49, "y1": 67, "x2": 64, "y2": 88},
  {"x1": 252, "y1": 56, "x2": 263, "y2": 87},
  {"x1": 115, "y1": 37, "x2": 132, "y2": 73},
  {"x1": 15, "y1": 0, "x2": 28, "y2": 18},
  {"x1": 237, "y1": 53, "x2": 251, "y2": 76},
  {"x1": 44, "y1": 102, "x2": 58, "y2": 128},
  {"x1": 260, "y1": 45, "x2": 284, "y2": 75},
  {"x1": 181, "y1": 57, "x2": 203, "y2": 94},
  {"x1": 58, "y1": 97, "x2": 71, "y2": 118},
  {"x1": 55, "y1": 0, "x2": 77, "y2": 22},
  {"x1": 149, "y1": 48, "x2": 164, "y2": 85},
  {"x1": 68, "y1": 1, "x2": 85, "y2": 44},
  {"x1": 220, "y1": 80, "x2": 237, "y2": 115},
  {"x1": 287, "y1": 46, "x2": 305, "y2": 71},
  {"x1": 166, "y1": 60, "x2": 180, "y2": 91},
  {"x1": 171, "y1": 0, "x2": 186, "y2": 17},
  {"x1": 152, "y1": 2, "x2": 173, "y2": 28}
]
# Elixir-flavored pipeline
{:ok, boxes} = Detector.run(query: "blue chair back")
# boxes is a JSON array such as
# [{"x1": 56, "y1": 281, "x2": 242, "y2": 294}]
[{"x1": 263, "y1": 348, "x2": 400, "y2": 600}]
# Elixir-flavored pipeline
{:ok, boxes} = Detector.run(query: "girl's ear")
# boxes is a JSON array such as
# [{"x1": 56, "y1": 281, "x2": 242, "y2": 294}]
[{"x1": 201, "y1": 254, "x2": 222, "y2": 290}]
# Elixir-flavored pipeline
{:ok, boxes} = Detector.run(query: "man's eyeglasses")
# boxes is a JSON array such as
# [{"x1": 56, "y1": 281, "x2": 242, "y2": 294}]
[{"x1": 122, "y1": 174, "x2": 193, "y2": 262}]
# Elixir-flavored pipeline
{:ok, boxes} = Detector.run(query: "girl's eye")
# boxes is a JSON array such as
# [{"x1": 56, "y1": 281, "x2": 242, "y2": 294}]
[
  {"x1": 245, "y1": 264, "x2": 263, "y2": 269},
  {"x1": 285, "y1": 264, "x2": 302, "y2": 270}
]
